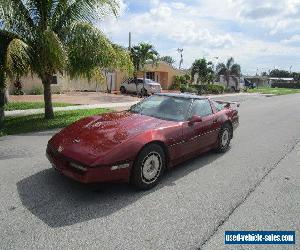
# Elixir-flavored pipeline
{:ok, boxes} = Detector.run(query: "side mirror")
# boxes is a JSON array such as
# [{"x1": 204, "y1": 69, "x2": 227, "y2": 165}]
[{"x1": 188, "y1": 115, "x2": 202, "y2": 126}]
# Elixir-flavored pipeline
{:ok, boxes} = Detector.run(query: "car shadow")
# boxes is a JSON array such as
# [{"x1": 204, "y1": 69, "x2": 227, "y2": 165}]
[{"x1": 17, "y1": 151, "x2": 223, "y2": 228}]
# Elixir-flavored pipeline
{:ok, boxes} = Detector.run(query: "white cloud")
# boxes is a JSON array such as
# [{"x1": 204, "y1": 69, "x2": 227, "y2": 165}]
[{"x1": 99, "y1": 0, "x2": 300, "y2": 73}]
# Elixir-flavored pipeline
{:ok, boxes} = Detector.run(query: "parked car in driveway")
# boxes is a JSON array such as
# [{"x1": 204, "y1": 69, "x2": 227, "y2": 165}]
[
  {"x1": 46, "y1": 93, "x2": 239, "y2": 190},
  {"x1": 120, "y1": 78, "x2": 162, "y2": 95}
]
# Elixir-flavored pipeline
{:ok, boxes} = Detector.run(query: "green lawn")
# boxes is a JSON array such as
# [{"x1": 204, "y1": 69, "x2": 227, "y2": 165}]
[
  {"x1": 0, "y1": 108, "x2": 110, "y2": 137},
  {"x1": 5, "y1": 102, "x2": 76, "y2": 111},
  {"x1": 247, "y1": 87, "x2": 300, "y2": 95}
]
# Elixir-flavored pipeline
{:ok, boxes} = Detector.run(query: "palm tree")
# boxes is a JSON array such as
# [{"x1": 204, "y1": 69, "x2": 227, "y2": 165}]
[
  {"x1": 0, "y1": 30, "x2": 30, "y2": 128},
  {"x1": 216, "y1": 57, "x2": 241, "y2": 89},
  {"x1": 160, "y1": 56, "x2": 175, "y2": 66},
  {"x1": 0, "y1": 0, "x2": 128, "y2": 127},
  {"x1": 191, "y1": 58, "x2": 214, "y2": 85},
  {"x1": 131, "y1": 43, "x2": 159, "y2": 96}
]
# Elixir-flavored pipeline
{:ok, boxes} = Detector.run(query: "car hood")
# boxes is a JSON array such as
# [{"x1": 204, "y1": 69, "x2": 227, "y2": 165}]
[{"x1": 49, "y1": 111, "x2": 167, "y2": 165}]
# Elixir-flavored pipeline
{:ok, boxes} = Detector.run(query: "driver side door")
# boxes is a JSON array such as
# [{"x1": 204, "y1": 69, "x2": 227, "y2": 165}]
[{"x1": 182, "y1": 99, "x2": 218, "y2": 156}]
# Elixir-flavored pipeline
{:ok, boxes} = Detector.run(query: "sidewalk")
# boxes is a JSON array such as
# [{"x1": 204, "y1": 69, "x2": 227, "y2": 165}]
[
  {"x1": 5, "y1": 101, "x2": 139, "y2": 117},
  {"x1": 6, "y1": 93, "x2": 260, "y2": 117}
]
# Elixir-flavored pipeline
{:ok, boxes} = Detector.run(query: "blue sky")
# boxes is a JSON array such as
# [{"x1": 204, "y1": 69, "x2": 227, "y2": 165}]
[{"x1": 100, "y1": 0, "x2": 300, "y2": 74}]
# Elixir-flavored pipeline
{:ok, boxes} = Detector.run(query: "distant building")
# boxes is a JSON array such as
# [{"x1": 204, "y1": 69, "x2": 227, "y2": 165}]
[{"x1": 8, "y1": 61, "x2": 185, "y2": 94}]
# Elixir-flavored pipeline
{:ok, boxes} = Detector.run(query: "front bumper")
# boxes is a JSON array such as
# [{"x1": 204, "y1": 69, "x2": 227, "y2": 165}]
[{"x1": 46, "y1": 146, "x2": 131, "y2": 184}]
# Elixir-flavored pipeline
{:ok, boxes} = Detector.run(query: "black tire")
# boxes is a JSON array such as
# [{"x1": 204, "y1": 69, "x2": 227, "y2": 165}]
[
  {"x1": 141, "y1": 88, "x2": 147, "y2": 97},
  {"x1": 131, "y1": 144, "x2": 166, "y2": 190},
  {"x1": 216, "y1": 124, "x2": 232, "y2": 153},
  {"x1": 120, "y1": 86, "x2": 126, "y2": 94}
]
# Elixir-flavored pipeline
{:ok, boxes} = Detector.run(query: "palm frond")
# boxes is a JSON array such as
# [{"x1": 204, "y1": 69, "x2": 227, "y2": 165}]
[
  {"x1": 0, "y1": 0, "x2": 35, "y2": 37},
  {"x1": 67, "y1": 22, "x2": 116, "y2": 80},
  {"x1": 216, "y1": 63, "x2": 226, "y2": 75},
  {"x1": 230, "y1": 63, "x2": 241, "y2": 76},
  {"x1": 52, "y1": 0, "x2": 119, "y2": 35},
  {"x1": 30, "y1": 29, "x2": 67, "y2": 77},
  {"x1": 226, "y1": 57, "x2": 234, "y2": 69},
  {"x1": 5, "y1": 38, "x2": 30, "y2": 77}
]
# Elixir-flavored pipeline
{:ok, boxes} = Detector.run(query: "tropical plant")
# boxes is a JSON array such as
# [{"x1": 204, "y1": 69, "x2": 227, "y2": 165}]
[
  {"x1": 130, "y1": 43, "x2": 159, "y2": 95},
  {"x1": 170, "y1": 74, "x2": 190, "y2": 90},
  {"x1": 191, "y1": 58, "x2": 214, "y2": 85},
  {"x1": 0, "y1": 0, "x2": 132, "y2": 128},
  {"x1": 216, "y1": 57, "x2": 241, "y2": 89},
  {"x1": 160, "y1": 56, "x2": 175, "y2": 66},
  {"x1": 0, "y1": 29, "x2": 30, "y2": 128}
]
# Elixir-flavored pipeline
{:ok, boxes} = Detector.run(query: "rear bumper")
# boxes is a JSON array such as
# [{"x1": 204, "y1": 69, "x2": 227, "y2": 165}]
[{"x1": 46, "y1": 147, "x2": 131, "y2": 184}]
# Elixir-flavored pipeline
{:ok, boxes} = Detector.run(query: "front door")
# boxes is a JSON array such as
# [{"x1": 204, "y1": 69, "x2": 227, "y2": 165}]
[{"x1": 182, "y1": 99, "x2": 218, "y2": 155}]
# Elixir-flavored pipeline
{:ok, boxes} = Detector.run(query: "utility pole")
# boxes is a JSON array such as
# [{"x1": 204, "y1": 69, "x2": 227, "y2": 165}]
[
  {"x1": 129, "y1": 32, "x2": 132, "y2": 51},
  {"x1": 177, "y1": 48, "x2": 183, "y2": 69}
]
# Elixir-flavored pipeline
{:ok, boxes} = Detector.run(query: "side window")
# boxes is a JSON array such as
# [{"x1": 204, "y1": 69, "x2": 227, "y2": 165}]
[
  {"x1": 130, "y1": 79, "x2": 136, "y2": 84},
  {"x1": 190, "y1": 99, "x2": 213, "y2": 117},
  {"x1": 212, "y1": 100, "x2": 224, "y2": 112},
  {"x1": 138, "y1": 79, "x2": 144, "y2": 84}
]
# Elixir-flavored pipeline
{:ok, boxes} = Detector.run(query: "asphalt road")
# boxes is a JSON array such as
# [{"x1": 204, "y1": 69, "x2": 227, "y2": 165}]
[{"x1": 0, "y1": 93, "x2": 300, "y2": 250}]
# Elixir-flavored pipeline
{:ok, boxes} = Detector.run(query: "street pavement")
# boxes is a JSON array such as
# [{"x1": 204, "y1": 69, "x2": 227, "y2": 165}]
[{"x1": 0, "y1": 93, "x2": 300, "y2": 250}]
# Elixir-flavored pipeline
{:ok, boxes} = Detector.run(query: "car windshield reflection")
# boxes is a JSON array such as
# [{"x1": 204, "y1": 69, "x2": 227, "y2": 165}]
[{"x1": 129, "y1": 95, "x2": 192, "y2": 121}]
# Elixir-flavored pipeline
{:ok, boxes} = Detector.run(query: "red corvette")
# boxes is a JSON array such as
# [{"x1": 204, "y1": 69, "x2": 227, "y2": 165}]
[{"x1": 46, "y1": 93, "x2": 239, "y2": 189}]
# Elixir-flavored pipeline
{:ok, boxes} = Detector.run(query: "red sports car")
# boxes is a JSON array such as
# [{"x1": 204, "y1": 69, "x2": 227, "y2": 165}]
[{"x1": 46, "y1": 93, "x2": 239, "y2": 189}]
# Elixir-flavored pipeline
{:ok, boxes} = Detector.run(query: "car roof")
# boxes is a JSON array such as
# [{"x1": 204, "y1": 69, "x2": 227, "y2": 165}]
[{"x1": 154, "y1": 92, "x2": 209, "y2": 100}]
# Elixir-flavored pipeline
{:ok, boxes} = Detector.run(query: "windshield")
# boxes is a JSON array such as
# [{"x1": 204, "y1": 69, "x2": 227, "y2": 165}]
[{"x1": 129, "y1": 95, "x2": 192, "y2": 121}]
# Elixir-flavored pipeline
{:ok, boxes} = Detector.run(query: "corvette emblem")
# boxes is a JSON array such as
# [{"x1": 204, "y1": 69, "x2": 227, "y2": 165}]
[
  {"x1": 73, "y1": 138, "x2": 81, "y2": 143},
  {"x1": 58, "y1": 145, "x2": 64, "y2": 153}
]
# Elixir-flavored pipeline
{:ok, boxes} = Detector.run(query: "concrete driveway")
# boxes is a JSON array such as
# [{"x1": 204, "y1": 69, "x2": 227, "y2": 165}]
[
  {"x1": 0, "y1": 94, "x2": 300, "y2": 250},
  {"x1": 10, "y1": 91, "x2": 140, "y2": 105}
]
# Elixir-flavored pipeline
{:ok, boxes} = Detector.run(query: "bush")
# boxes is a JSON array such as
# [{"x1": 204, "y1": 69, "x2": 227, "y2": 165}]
[
  {"x1": 13, "y1": 79, "x2": 24, "y2": 95},
  {"x1": 30, "y1": 86, "x2": 43, "y2": 95},
  {"x1": 170, "y1": 74, "x2": 191, "y2": 90},
  {"x1": 271, "y1": 82, "x2": 300, "y2": 89},
  {"x1": 190, "y1": 84, "x2": 225, "y2": 95},
  {"x1": 180, "y1": 85, "x2": 197, "y2": 93}
]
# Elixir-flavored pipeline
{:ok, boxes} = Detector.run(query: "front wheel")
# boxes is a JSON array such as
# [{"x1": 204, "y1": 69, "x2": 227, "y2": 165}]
[
  {"x1": 131, "y1": 144, "x2": 165, "y2": 190},
  {"x1": 120, "y1": 86, "x2": 126, "y2": 94},
  {"x1": 216, "y1": 124, "x2": 232, "y2": 153}
]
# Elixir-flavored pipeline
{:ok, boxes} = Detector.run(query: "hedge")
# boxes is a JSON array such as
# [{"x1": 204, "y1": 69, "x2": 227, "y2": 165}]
[
  {"x1": 271, "y1": 82, "x2": 300, "y2": 89},
  {"x1": 181, "y1": 84, "x2": 225, "y2": 94}
]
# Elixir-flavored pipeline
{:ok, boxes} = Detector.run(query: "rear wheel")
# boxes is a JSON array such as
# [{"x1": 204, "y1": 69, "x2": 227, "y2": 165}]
[
  {"x1": 141, "y1": 88, "x2": 147, "y2": 97},
  {"x1": 120, "y1": 86, "x2": 126, "y2": 94},
  {"x1": 216, "y1": 124, "x2": 232, "y2": 152},
  {"x1": 131, "y1": 144, "x2": 165, "y2": 190}
]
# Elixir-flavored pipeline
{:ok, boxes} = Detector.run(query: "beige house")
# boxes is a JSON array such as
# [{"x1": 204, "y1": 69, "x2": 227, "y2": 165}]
[{"x1": 8, "y1": 61, "x2": 185, "y2": 94}]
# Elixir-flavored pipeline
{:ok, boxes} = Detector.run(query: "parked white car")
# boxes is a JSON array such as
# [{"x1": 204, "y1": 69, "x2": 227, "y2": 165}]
[{"x1": 120, "y1": 78, "x2": 162, "y2": 95}]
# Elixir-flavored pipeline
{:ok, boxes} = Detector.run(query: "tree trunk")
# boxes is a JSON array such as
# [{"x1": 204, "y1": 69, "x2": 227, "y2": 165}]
[
  {"x1": 4, "y1": 88, "x2": 9, "y2": 104},
  {"x1": 142, "y1": 71, "x2": 146, "y2": 96},
  {"x1": 0, "y1": 89, "x2": 5, "y2": 129},
  {"x1": 42, "y1": 77, "x2": 54, "y2": 119}
]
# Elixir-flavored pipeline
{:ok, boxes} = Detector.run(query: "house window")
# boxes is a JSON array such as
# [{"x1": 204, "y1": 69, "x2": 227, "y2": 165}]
[{"x1": 146, "y1": 72, "x2": 155, "y2": 81}]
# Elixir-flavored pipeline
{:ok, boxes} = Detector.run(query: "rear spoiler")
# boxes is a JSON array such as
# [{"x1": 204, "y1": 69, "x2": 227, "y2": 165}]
[{"x1": 215, "y1": 100, "x2": 240, "y2": 109}]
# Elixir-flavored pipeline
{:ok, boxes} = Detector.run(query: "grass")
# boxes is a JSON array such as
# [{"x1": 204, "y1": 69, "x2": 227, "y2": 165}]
[
  {"x1": 0, "y1": 108, "x2": 110, "y2": 137},
  {"x1": 5, "y1": 102, "x2": 76, "y2": 111},
  {"x1": 247, "y1": 87, "x2": 300, "y2": 95}
]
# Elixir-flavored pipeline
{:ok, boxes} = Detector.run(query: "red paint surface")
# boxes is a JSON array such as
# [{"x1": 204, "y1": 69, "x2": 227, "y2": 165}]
[{"x1": 47, "y1": 98, "x2": 239, "y2": 184}]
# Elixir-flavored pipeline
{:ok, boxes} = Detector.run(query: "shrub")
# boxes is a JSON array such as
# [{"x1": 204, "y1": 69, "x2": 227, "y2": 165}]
[
  {"x1": 30, "y1": 86, "x2": 43, "y2": 95},
  {"x1": 170, "y1": 74, "x2": 191, "y2": 90},
  {"x1": 13, "y1": 79, "x2": 24, "y2": 95},
  {"x1": 191, "y1": 84, "x2": 225, "y2": 95},
  {"x1": 180, "y1": 86, "x2": 197, "y2": 93},
  {"x1": 271, "y1": 82, "x2": 300, "y2": 89}
]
